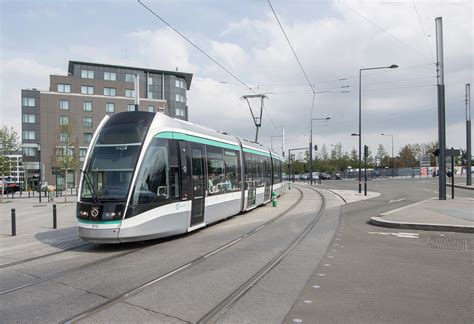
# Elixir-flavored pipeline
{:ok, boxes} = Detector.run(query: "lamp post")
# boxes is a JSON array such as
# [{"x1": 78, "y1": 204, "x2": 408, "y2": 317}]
[
  {"x1": 358, "y1": 64, "x2": 398, "y2": 193},
  {"x1": 37, "y1": 143, "x2": 41, "y2": 203},
  {"x1": 466, "y1": 83, "x2": 471, "y2": 186},
  {"x1": 381, "y1": 133, "x2": 394, "y2": 177},
  {"x1": 310, "y1": 117, "x2": 330, "y2": 185}
]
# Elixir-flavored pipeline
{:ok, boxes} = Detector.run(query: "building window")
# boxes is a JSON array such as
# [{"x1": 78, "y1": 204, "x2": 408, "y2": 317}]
[
  {"x1": 79, "y1": 148, "x2": 87, "y2": 161},
  {"x1": 175, "y1": 79, "x2": 185, "y2": 89},
  {"x1": 148, "y1": 77, "x2": 153, "y2": 85},
  {"x1": 175, "y1": 94, "x2": 186, "y2": 103},
  {"x1": 81, "y1": 86, "x2": 94, "y2": 95},
  {"x1": 22, "y1": 131, "x2": 35, "y2": 140},
  {"x1": 59, "y1": 116, "x2": 70, "y2": 125},
  {"x1": 59, "y1": 132, "x2": 68, "y2": 142},
  {"x1": 104, "y1": 72, "x2": 116, "y2": 81},
  {"x1": 125, "y1": 74, "x2": 136, "y2": 82},
  {"x1": 175, "y1": 108, "x2": 185, "y2": 117},
  {"x1": 83, "y1": 117, "x2": 93, "y2": 128},
  {"x1": 84, "y1": 133, "x2": 92, "y2": 144},
  {"x1": 125, "y1": 89, "x2": 135, "y2": 98},
  {"x1": 58, "y1": 84, "x2": 71, "y2": 93},
  {"x1": 59, "y1": 100, "x2": 70, "y2": 110},
  {"x1": 148, "y1": 105, "x2": 156, "y2": 113},
  {"x1": 22, "y1": 97, "x2": 35, "y2": 107},
  {"x1": 104, "y1": 87, "x2": 116, "y2": 96},
  {"x1": 83, "y1": 101, "x2": 92, "y2": 112},
  {"x1": 22, "y1": 114, "x2": 35, "y2": 123},
  {"x1": 81, "y1": 70, "x2": 94, "y2": 79},
  {"x1": 127, "y1": 104, "x2": 136, "y2": 112},
  {"x1": 106, "y1": 103, "x2": 115, "y2": 113},
  {"x1": 22, "y1": 147, "x2": 36, "y2": 157}
]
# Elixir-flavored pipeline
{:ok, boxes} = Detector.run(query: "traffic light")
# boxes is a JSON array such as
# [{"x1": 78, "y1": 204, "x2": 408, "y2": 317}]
[
  {"x1": 314, "y1": 145, "x2": 318, "y2": 151},
  {"x1": 364, "y1": 145, "x2": 368, "y2": 158}
]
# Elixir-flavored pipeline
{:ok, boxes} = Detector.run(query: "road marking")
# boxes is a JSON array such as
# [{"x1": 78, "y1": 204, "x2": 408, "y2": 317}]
[
  {"x1": 318, "y1": 273, "x2": 325, "y2": 276},
  {"x1": 369, "y1": 231, "x2": 420, "y2": 239},
  {"x1": 388, "y1": 198, "x2": 407, "y2": 204},
  {"x1": 293, "y1": 319, "x2": 303, "y2": 323},
  {"x1": 312, "y1": 285, "x2": 320, "y2": 288},
  {"x1": 467, "y1": 198, "x2": 474, "y2": 201},
  {"x1": 304, "y1": 300, "x2": 312, "y2": 304},
  {"x1": 380, "y1": 198, "x2": 435, "y2": 216}
]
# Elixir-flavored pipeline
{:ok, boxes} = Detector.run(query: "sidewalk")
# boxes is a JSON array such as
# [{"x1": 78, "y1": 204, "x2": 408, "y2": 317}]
[{"x1": 371, "y1": 197, "x2": 474, "y2": 233}]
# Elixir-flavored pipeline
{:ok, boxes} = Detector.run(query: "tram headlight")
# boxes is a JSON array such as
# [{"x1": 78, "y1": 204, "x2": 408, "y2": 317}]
[
  {"x1": 79, "y1": 210, "x2": 89, "y2": 217},
  {"x1": 103, "y1": 212, "x2": 116, "y2": 220}
]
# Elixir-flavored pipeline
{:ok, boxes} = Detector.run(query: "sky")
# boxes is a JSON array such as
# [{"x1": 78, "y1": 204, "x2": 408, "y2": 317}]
[{"x1": 1, "y1": 0, "x2": 472, "y2": 158}]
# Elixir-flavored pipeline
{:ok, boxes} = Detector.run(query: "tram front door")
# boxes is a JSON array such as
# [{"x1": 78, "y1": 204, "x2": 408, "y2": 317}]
[{"x1": 190, "y1": 143, "x2": 205, "y2": 227}]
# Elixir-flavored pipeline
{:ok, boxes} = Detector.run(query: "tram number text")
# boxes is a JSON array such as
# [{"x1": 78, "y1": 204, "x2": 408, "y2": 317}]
[{"x1": 91, "y1": 224, "x2": 99, "y2": 229}]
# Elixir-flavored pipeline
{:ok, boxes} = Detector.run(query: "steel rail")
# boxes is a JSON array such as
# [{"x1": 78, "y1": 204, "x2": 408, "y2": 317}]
[
  {"x1": 197, "y1": 186, "x2": 326, "y2": 323},
  {"x1": 64, "y1": 187, "x2": 304, "y2": 323}
]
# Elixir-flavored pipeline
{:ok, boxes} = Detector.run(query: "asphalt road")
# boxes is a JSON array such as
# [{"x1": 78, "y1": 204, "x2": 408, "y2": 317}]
[{"x1": 286, "y1": 178, "x2": 473, "y2": 323}]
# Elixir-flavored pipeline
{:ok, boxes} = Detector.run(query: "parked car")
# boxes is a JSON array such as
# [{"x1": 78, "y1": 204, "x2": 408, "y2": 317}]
[
  {"x1": 334, "y1": 173, "x2": 341, "y2": 180},
  {"x1": 319, "y1": 172, "x2": 331, "y2": 180}
]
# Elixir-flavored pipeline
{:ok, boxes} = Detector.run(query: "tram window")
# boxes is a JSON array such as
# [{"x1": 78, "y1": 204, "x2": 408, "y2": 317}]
[
  {"x1": 224, "y1": 150, "x2": 240, "y2": 192},
  {"x1": 133, "y1": 138, "x2": 172, "y2": 205},
  {"x1": 206, "y1": 146, "x2": 224, "y2": 195}
]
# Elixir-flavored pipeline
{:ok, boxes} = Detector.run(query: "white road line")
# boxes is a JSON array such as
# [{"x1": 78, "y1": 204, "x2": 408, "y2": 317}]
[
  {"x1": 388, "y1": 198, "x2": 407, "y2": 204},
  {"x1": 380, "y1": 197, "x2": 435, "y2": 216}
]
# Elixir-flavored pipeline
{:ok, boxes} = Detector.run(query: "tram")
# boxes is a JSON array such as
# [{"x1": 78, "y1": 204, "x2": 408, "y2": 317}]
[{"x1": 77, "y1": 112, "x2": 285, "y2": 243}]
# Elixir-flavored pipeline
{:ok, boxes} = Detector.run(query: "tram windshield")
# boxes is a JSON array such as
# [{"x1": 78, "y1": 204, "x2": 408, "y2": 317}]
[{"x1": 81, "y1": 125, "x2": 147, "y2": 201}]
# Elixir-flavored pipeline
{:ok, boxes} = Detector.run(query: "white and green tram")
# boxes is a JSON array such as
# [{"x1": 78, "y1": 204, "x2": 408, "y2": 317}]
[{"x1": 77, "y1": 111, "x2": 285, "y2": 243}]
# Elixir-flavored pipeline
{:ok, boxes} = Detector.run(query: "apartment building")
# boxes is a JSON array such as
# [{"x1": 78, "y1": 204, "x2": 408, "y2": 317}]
[{"x1": 21, "y1": 61, "x2": 193, "y2": 188}]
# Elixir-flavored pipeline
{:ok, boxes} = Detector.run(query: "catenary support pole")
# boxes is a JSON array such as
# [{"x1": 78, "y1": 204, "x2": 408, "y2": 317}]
[
  {"x1": 436, "y1": 17, "x2": 446, "y2": 200},
  {"x1": 466, "y1": 83, "x2": 471, "y2": 186}
]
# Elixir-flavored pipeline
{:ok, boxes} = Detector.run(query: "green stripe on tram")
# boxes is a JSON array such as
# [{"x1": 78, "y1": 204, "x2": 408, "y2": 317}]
[
  {"x1": 77, "y1": 219, "x2": 122, "y2": 225},
  {"x1": 156, "y1": 131, "x2": 240, "y2": 151},
  {"x1": 243, "y1": 147, "x2": 271, "y2": 157}
]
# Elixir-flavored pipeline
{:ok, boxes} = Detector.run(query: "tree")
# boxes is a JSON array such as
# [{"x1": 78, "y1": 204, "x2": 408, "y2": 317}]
[
  {"x1": 398, "y1": 144, "x2": 419, "y2": 167},
  {"x1": 0, "y1": 126, "x2": 20, "y2": 202},
  {"x1": 51, "y1": 122, "x2": 79, "y2": 202},
  {"x1": 319, "y1": 144, "x2": 329, "y2": 160},
  {"x1": 376, "y1": 144, "x2": 390, "y2": 167}
]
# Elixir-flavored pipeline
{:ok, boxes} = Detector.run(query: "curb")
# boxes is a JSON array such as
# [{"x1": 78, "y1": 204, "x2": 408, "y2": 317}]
[
  {"x1": 447, "y1": 183, "x2": 474, "y2": 190},
  {"x1": 370, "y1": 216, "x2": 474, "y2": 234}
]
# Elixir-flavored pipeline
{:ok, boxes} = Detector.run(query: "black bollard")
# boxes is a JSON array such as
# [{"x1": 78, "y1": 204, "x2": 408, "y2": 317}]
[
  {"x1": 53, "y1": 204, "x2": 57, "y2": 229},
  {"x1": 11, "y1": 209, "x2": 16, "y2": 236}
]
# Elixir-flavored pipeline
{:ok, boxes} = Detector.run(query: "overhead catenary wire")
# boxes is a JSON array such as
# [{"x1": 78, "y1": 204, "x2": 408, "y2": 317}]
[
  {"x1": 137, "y1": 0, "x2": 278, "y2": 129},
  {"x1": 338, "y1": 0, "x2": 432, "y2": 63},
  {"x1": 412, "y1": 0, "x2": 435, "y2": 63},
  {"x1": 267, "y1": 0, "x2": 315, "y2": 94}
]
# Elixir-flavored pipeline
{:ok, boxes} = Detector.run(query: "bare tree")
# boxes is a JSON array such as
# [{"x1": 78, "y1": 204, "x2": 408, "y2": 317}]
[
  {"x1": 51, "y1": 122, "x2": 79, "y2": 202},
  {"x1": 0, "y1": 126, "x2": 20, "y2": 202}
]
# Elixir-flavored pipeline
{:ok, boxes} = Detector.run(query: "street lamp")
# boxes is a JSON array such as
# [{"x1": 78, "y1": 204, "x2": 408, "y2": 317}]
[
  {"x1": 310, "y1": 117, "x2": 330, "y2": 185},
  {"x1": 381, "y1": 133, "x2": 394, "y2": 177},
  {"x1": 37, "y1": 142, "x2": 41, "y2": 203},
  {"x1": 358, "y1": 64, "x2": 398, "y2": 193}
]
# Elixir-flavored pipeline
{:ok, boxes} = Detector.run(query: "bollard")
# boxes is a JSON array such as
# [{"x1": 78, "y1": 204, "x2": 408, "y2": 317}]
[
  {"x1": 11, "y1": 209, "x2": 16, "y2": 236},
  {"x1": 272, "y1": 191, "x2": 277, "y2": 207},
  {"x1": 53, "y1": 204, "x2": 57, "y2": 229},
  {"x1": 28, "y1": 190, "x2": 31, "y2": 198},
  {"x1": 288, "y1": 182, "x2": 291, "y2": 190}
]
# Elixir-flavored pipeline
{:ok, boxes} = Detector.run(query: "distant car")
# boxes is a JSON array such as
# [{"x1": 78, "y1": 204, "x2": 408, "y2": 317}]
[
  {"x1": 320, "y1": 172, "x2": 331, "y2": 180},
  {"x1": 447, "y1": 170, "x2": 452, "y2": 177},
  {"x1": 334, "y1": 173, "x2": 341, "y2": 180}
]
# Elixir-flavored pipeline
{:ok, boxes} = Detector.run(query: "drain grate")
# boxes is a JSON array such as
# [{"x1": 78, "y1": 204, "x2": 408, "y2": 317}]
[{"x1": 427, "y1": 237, "x2": 467, "y2": 251}]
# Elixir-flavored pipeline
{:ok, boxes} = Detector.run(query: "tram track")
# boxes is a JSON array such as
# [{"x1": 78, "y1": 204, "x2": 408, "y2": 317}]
[
  {"x1": 63, "y1": 187, "x2": 310, "y2": 323},
  {"x1": 64, "y1": 186, "x2": 324, "y2": 323},
  {"x1": 197, "y1": 185, "x2": 326, "y2": 323},
  {"x1": 1, "y1": 188, "x2": 304, "y2": 302}
]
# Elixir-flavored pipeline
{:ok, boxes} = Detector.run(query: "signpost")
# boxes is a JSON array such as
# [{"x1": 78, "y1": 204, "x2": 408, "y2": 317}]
[{"x1": 446, "y1": 148, "x2": 461, "y2": 199}]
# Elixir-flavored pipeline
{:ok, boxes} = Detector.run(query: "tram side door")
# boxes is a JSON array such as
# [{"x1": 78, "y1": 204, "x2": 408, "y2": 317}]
[{"x1": 190, "y1": 143, "x2": 205, "y2": 227}]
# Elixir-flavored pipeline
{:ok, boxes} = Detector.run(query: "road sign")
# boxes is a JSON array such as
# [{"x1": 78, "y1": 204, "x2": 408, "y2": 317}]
[
  {"x1": 420, "y1": 155, "x2": 430, "y2": 167},
  {"x1": 445, "y1": 149, "x2": 461, "y2": 156}
]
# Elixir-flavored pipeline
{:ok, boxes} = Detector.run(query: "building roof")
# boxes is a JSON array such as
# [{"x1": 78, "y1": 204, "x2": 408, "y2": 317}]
[{"x1": 68, "y1": 61, "x2": 193, "y2": 90}]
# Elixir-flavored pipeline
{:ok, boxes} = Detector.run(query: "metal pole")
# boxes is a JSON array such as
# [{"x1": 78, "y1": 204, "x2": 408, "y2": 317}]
[
  {"x1": 364, "y1": 145, "x2": 368, "y2": 196},
  {"x1": 310, "y1": 123, "x2": 313, "y2": 185},
  {"x1": 358, "y1": 69, "x2": 362, "y2": 193},
  {"x1": 134, "y1": 73, "x2": 140, "y2": 112},
  {"x1": 451, "y1": 148, "x2": 454, "y2": 199},
  {"x1": 38, "y1": 144, "x2": 41, "y2": 203},
  {"x1": 391, "y1": 135, "x2": 394, "y2": 178},
  {"x1": 11, "y1": 208, "x2": 16, "y2": 236},
  {"x1": 466, "y1": 83, "x2": 472, "y2": 186},
  {"x1": 436, "y1": 17, "x2": 446, "y2": 200},
  {"x1": 53, "y1": 204, "x2": 57, "y2": 229}
]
